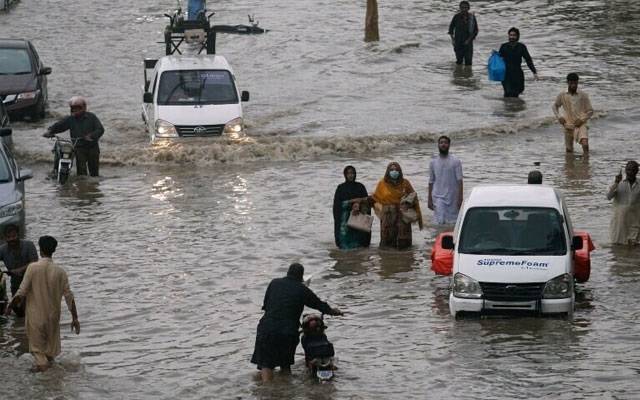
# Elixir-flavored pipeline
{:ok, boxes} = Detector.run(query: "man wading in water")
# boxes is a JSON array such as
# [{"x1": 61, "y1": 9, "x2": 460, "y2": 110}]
[
  {"x1": 552, "y1": 73, "x2": 594, "y2": 154},
  {"x1": 251, "y1": 263, "x2": 342, "y2": 382},
  {"x1": 5, "y1": 236, "x2": 80, "y2": 372},
  {"x1": 448, "y1": 1, "x2": 479, "y2": 66},
  {"x1": 607, "y1": 161, "x2": 640, "y2": 245}
]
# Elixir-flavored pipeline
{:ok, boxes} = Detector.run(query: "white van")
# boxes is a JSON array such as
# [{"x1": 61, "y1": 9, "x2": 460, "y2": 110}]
[
  {"x1": 141, "y1": 55, "x2": 249, "y2": 141},
  {"x1": 433, "y1": 185, "x2": 593, "y2": 318}
]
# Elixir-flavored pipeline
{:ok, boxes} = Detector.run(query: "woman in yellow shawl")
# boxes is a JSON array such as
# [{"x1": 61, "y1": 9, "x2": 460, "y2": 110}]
[{"x1": 372, "y1": 162, "x2": 423, "y2": 249}]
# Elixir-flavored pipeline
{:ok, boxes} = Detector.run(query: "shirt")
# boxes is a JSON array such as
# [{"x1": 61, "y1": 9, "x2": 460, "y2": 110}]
[
  {"x1": 552, "y1": 90, "x2": 594, "y2": 126},
  {"x1": 0, "y1": 240, "x2": 38, "y2": 276},
  {"x1": 257, "y1": 276, "x2": 333, "y2": 336},
  {"x1": 448, "y1": 12, "x2": 478, "y2": 45},
  {"x1": 429, "y1": 154, "x2": 463, "y2": 204},
  {"x1": 48, "y1": 111, "x2": 105, "y2": 148}
]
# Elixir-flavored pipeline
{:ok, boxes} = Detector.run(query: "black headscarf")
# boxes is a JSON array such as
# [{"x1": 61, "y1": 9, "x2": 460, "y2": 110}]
[{"x1": 332, "y1": 165, "x2": 369, "y2": 246}]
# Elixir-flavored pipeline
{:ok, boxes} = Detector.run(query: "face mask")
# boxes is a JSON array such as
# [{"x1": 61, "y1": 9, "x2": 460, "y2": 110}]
[{"x1": 389, "y1": 170, "x2": 400, "y2": 180}]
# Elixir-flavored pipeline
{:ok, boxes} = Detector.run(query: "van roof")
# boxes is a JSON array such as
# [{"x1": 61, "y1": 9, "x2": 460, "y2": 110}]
[
  {"x1": 156, "y1": 55, "x2": 233, "y2": 72},
  {"x1": 466, "y1": 185, "x2": 562, "y2": 209}
]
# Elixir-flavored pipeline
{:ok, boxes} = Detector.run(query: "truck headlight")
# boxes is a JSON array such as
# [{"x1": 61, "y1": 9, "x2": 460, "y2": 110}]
[
  {"x1": 223, "y1": 117, "x2": 244, "y2": 137},
  {"x1": 0, "y1": 201, "x2": 23, "y2": 218},
  {"x1": 17, "y1": 90, "x2": 40, "y2": 101},
  {"x1": 155, "y1": 119, "x2": 178, "y2": 138},
  {"x1": 543, "y1": 274, "x2": 573, "y2": 299},
  {"x1": 452, "y1": 273, "x2": 483, "y2": 299}
]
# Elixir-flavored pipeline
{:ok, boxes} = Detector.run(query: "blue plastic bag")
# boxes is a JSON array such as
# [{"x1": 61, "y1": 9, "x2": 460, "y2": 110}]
[{"x1": 487, "y1": 51, "x2": 506, "y2": 82}]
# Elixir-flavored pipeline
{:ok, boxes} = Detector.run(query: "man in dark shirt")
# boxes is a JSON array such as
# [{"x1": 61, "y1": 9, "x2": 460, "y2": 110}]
[
  {"x1": 448, "y1": 1, "x2": 479, "y2": 66},
  {"x1": 0, "y1": 224, "x2": 38, "y2": 317},
  {"x1": 251, "y1": 263, "x2": 342, "y2": 382},
  {"x1": 44, "y1": 96, "x2": 104, "y2": 177}
]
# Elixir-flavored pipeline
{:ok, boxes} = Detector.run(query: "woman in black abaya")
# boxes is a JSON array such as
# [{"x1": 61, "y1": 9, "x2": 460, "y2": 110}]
[{"x1": 332, "y1": 165, "x2": 371, "y2": 249}]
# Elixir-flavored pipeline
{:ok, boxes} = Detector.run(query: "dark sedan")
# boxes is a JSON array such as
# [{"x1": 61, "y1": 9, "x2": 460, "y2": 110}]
[{"x1": 0, "y1": 39, "x2": 51, "y2": 121}]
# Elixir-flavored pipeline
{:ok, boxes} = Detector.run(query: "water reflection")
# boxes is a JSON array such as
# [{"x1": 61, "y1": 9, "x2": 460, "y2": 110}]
[
  {"x1": 451, "y1": 64, "x2": 480, "y2": 90},
  {"x1": 376, "y1": 248, "x2": 415, "y2": 279},
  {"x1": 57, "y1": 178, "x2": 104, "y2": 205},
  {"x1": 563, "y1": 153, "x2": 591, "y2": 182},
  {"x1": 328, "y1": 248, "x2": 372, "y2": 277}
]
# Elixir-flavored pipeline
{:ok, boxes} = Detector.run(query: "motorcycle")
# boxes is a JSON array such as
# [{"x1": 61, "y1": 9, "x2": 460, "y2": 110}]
[
  {"x1": 45, "y1": 134, "x2": 76, "y2": 184},
  {"x1": 301, "y1": 313, "x2": 336, "y2": 382}
]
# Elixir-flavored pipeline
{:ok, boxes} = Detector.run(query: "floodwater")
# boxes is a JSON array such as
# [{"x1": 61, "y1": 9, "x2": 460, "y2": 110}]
[{"x1": 1, "y1": 0, "x2": 640, "y2": 398}]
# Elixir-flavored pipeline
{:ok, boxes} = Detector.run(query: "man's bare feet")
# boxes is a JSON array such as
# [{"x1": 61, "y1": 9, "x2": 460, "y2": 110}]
[{"x1": 30, "y1": 365, "x2": 49, "y2": 373}]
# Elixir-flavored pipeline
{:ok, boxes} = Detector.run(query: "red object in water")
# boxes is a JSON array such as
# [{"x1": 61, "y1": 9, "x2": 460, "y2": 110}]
[
  {"x1": 573, "y1": 230, "x2": 595, "y2": 283},
  {"x1": 431, "y1": 232, "x2": 454, "y2": 276}
]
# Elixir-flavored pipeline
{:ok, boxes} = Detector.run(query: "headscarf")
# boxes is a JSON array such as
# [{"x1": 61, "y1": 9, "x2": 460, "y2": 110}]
[{"x1": 373, "y1": 162, "x2": 423, "y2": 229}]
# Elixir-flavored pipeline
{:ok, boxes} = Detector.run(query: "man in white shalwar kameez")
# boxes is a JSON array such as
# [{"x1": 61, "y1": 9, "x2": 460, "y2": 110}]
[
  {"x1": 607, "y1": 161, "x2": 640, "y2": 245},
  {"x1": 552, "y1": 72, "x2": 594, "y2": 154},
  {"x1": 5, "y1": 236, "x2": 80, "y2": 372},
  {"x1": 428, "y1": 136, "x2": 463, "y2": 224}
]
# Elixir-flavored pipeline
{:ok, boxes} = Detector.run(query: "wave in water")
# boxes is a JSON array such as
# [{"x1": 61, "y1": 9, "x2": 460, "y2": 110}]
[{"x1": 14, "y1": 112, "x2": 606, "y2": 166}]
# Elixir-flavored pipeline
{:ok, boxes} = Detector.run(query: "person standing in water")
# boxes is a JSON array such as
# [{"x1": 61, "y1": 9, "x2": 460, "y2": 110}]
[
  {"x1": 251, "y1": 263, "x2": 342, "y2": 382},
  {"x1": 332, "y1": 165, "x2": 371, "y2": 249},
  {"x1": 5, "y1": 236, "x2": 80, "y2": 372},
  {"x1": 552, "y1": 73, "x2": 594, "y2": 154},
  {"x1": 498, "y1": 27, "x2": 538, "y2": 98},
  {"x1": 0, "y1": 224, "x2": 38, "y2": 317},
  {"x1": 372, "y1": 162, "x2": 423, "y2": 249},
  {"x1": 428, "y1": 136, "x2": 463, "y2": 224},
  {"x1": 448, "y1": 1, "x2": 479, "y2": 66},
  {"x1": 606, "y1": 161, "x2": 640, "y2": 245}
]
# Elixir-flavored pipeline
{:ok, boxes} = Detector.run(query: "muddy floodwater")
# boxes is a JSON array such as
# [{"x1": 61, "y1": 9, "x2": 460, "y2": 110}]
[{"x1": 1, "y1": 0, "x2": 640, "y2": 399}]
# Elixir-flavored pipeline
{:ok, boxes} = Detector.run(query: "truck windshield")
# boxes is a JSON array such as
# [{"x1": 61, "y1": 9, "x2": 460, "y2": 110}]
[
  {"x1": 458, "y1": 207, "x2": 567, "y2": 255},
  {"x1": 0, "y1": 48, "x2": 32, "y2": 75},
  {"x1": 157, "y1": 70, "x2": 238, "y2": 105}
]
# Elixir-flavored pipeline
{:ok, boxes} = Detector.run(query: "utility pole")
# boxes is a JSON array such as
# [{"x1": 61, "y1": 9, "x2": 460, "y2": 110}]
[{"x1": 365, "y1": 0, "x2": 380, "y2": 42}]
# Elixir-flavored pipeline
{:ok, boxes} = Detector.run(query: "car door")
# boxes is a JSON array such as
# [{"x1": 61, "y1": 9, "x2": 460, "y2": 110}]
[{"x1": 142, "y1": 71, "x2": 158, "y2": 133}]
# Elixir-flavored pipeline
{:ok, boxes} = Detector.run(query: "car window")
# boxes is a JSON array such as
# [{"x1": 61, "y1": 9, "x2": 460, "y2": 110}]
[
  {"x1": 0, "y1": 48, "x2": 32, "y2": 75},
  {"x1": 157, "y1": 70, "x2": 238, "y2": 105},
  {"x1": 458, "y1": 207, "x2": 567, "y2": 255},
  {"x1": 29, "y1": 43, "x2": 41, "y2": 68}
]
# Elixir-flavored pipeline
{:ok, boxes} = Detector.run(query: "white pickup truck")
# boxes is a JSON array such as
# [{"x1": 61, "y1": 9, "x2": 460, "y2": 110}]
[{"x1": 141, "y1": 55, "x2": 249, "y2": 142}]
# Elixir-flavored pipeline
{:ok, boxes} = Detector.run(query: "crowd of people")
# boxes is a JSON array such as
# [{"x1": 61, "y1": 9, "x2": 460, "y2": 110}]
[{"x1": 249, "y1": 3, "x2": 639, "y2": 380}]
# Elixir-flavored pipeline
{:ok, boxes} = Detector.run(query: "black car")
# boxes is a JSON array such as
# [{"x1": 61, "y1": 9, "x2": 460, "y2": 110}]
[{"x1": 0, "y1": 39, "x2": 51, "y2": 120}]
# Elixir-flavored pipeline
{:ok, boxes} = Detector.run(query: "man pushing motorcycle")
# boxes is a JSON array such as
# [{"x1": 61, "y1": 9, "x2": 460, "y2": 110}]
[
  {"x1": 251, "y1": 263, "x2": 343, "y2": 382},
  {"x1": 43, "y1": 96, "x2": 104, "y2": 177}
]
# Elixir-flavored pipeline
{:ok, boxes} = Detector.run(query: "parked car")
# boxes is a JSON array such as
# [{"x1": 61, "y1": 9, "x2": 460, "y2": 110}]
[
  {"x1": 141, "y1": 55, "x2": 249, "y2": 142},
  {"x1": 0, "y1": 39, "x2": 51, "y2": 120},
  {"x1": 0, "y1": 123, "x2": 32, "y2": 234}
]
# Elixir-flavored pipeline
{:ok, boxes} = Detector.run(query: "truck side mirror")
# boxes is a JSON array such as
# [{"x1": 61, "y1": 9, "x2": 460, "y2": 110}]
[
  {"x1": 572, "y1": 236, "x2": 583, "y2": 251},
  {"x1": 0, "y1": 128, "x2": 12, "y2": 137},
  {"x1": 442, "y1": 234, "x2": 455, "y2": 250},
  {"x1": 17, "y1": 168, "x2": 33, "y2": 181},
  {"x1": 241, "y1": 91, "x2": 250, "y2": 102},
  {"x1": 143, "y1": 92, "x2": 153, "y2": 103}
]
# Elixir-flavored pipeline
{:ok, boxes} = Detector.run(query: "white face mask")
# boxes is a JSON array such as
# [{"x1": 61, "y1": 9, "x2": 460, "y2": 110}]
[{"x1": 389, "y1": 170, "x2": 400, "y2": 180}]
